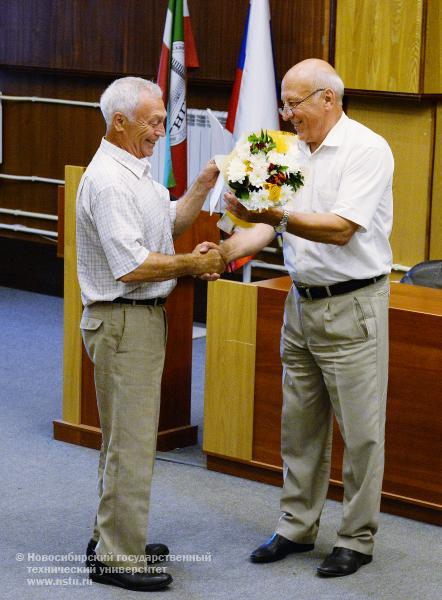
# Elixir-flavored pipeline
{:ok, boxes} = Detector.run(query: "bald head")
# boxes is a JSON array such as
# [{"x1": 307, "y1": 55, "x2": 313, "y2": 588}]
[
  {"x1": 280, "y1": 59, "x2": 344, "y2": 151},
  {"x1": 283, "y1": 59, "x2": 344, "y2": 106}
]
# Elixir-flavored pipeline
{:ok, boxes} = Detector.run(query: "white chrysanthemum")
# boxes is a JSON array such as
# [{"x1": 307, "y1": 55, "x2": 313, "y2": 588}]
[
  {"x1": 267, "y1": 150, "x2": 287, "y2": 166},
  {"x1": 249, "y1": 152, "x2": 268, "y2": 170},
  {"x1": 235, "y1": 140, "x2": 252, "y2": 161},
  {"x1": 248, "y1": 169, "x2": 267, "y2": 188},
  {"x1": 245, "y1": 153, "x2": 268, "y2": 187},
  {"x1": 227, "y1": 157, "x2": 247, "y2": 183},
  {"x1": 279, "y1": 183, "x2": 294, "y2": 204},
  {"x1": 260, "y1": 187, "x2": 271, "y2": 208},
  {"x1": 245, "y1": 189, "x2": 269, "y2": 210},
  {"x1": 285, "y1": 145, "x2": 302, "y2": 173}
]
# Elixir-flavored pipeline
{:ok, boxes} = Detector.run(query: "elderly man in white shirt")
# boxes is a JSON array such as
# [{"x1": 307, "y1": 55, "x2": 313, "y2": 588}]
[
  {"x1": 77, "y1": 76, "x2": 225, "y2": 592},
  {"x1": 214, "y1": 58, "x2": 393, "y2": 578}
]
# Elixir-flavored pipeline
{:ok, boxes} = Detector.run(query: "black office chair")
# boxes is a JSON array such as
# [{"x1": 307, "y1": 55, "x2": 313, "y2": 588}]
[{"x1": 400, "y1": 260, "x2": 442, "y2": 289}]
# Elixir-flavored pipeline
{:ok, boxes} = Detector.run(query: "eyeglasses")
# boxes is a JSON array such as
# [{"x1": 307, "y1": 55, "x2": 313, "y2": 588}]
[{"x1": 278, "y1": 88, "x2": 326, "y2": 117}]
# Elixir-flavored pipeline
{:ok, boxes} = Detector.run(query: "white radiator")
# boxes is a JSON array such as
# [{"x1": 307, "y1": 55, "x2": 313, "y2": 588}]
[{"x1": 149, "y1": 108, "x2": 227, "y2": 210}]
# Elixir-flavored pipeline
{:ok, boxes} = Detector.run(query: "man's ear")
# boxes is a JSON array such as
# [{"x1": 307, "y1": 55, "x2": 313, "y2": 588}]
[
  {"x1": 323, "y1": 88, "x2": 336, "y2": 110},
  {"x1": 112, "y1": 112, "x2": 126, "y2": 132}
]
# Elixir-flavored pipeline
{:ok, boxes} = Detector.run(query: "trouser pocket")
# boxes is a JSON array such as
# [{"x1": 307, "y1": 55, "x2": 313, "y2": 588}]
[{"x1": 80, "y1": 315, "x2": 104, "y2": 362}]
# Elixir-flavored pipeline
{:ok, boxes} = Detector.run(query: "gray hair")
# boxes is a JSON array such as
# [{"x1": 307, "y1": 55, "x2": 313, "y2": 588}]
[
  {"x1": 313, "y1": 70, "x2": 345, "y2": 105},
  {"x1": 100, "y1": 77, "x2": 163, "y2": 129}
]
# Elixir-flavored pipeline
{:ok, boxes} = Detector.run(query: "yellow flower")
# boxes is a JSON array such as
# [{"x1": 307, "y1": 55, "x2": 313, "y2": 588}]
[
  {"x1": 265, "y1": 183, "x2": 281, "y2": 202},
  {"x1": 267, "y1": 130, "x2": 295, "y2": 154}
]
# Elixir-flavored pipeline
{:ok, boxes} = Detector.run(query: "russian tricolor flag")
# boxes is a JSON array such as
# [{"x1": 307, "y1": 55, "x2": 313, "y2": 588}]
[
  {"x1": 226, "y1": 0, "x2": 279, "y2": 141},
  {"x1": 224, "y1": 0, "x2": 280, "y2": 271}
]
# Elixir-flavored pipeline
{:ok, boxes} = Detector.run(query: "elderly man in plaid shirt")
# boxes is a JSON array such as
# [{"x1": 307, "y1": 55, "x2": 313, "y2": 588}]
[{"x1": 76, "y1": 76, "x2": 225, "y2": 592}]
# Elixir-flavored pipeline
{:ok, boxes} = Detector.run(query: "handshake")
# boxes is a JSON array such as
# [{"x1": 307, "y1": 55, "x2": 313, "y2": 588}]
[{"x1": 191, "y1": 241, "x2": 227, "y2": 281}]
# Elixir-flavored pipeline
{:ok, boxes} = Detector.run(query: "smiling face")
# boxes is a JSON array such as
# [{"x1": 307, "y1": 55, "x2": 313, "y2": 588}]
[
  {"x1": 281, "y1": 68, "x2": 341, "y2": 153},
  {"x1": 110, "y1": 91, "x2": 167, "y2": 158}
]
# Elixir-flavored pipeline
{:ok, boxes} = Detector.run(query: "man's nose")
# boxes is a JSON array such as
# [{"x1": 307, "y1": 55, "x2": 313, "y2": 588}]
[{"x1": 157, "y1": 122, "x2": 166, "y2": 137}]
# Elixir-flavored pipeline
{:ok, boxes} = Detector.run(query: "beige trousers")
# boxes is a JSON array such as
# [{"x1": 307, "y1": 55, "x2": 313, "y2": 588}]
[
  {"x1": 275, "y1": 277, "x2": 389, "y2": 555},
  {"x1": 81, "y1": 302, "x2": 167, "y2": 568}
]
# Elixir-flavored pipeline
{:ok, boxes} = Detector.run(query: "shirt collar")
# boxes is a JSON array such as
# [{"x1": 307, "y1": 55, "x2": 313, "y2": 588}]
[
  {"x1": 99, "y1": 138, "x2": 151, "y2": 178},
  {"x1": 298, "y1": 112, "x2": 348, "y2": 156}
]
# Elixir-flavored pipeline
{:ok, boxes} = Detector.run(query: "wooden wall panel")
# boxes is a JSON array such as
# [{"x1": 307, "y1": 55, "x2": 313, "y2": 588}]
[
  {"x1": 204, "y1": 279, "x2": 257, "y2": 461},
  {"x1": 424, "y1": 0, "x2": 442, "y2": 94},
  {"x1": 0, "y1": 0, "x2": 330, "y2": 243},
  {"x1": 0, "y1": 71, "x2": 106, "y2": 176},
  {"x1": 0, "y1": 0, "x2": 329, "y2": 81},
  {"x1": 268, "y1": 0, "x2": 330, "y2": 78},
  {"x1": 430, "y1": 103, "x2": 442, "y2": 259},
  {"x1": 0, "y1": 71, "x2": 106, "y2": 240},
  {"x1": 335, "y1": 0, "x2": 424, "y2": 93},
  {"x1": 346, "y1": 98, "x2": 434, "y2": 267},
  {"x1": 252, "y1": 284, "x2": 286, "y2": 466},
  {"x1": 0, "y1": 0, "x2": 167, "y2": 76}
]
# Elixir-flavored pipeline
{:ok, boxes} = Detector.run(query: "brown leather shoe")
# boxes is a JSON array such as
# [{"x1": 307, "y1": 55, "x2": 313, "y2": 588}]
[
  {"x1": 317, "y1": 547, "x2": 372, "y2": 577},
  {"x1": 250, "y1": 533, "x2": 314, "y2": 563}
]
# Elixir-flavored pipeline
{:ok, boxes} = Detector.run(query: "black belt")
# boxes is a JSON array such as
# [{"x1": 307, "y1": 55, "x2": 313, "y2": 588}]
[
  {"x1": 112, "y1": 297, "x2": 166, "y2": 306},
  {"x1": 294, "y1": 275, "x2": 386, "y2": 300}
]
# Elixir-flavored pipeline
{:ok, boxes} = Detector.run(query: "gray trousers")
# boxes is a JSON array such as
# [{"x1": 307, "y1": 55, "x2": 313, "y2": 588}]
[
  {"x1": 275, "y1": 277, "x2": 389, "y2": 555},
  {"x1": 81, "y1": 302, "x2": 166, "y2": 568}
]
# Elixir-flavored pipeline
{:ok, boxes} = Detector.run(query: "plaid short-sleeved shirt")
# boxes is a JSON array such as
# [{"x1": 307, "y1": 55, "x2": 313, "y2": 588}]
[{"x1": 76, "y1": 138, "x2": 177, "y2": 306}]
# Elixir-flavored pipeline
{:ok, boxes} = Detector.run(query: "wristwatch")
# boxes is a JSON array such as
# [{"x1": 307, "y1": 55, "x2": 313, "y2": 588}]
[{"x1": 274, "y1": 209, "x2": 290, "y2": 234}]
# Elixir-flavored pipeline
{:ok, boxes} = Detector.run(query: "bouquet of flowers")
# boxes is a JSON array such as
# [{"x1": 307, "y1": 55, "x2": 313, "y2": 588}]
[{"x1": 222, "y1": 129, "x2": 304, "y2": 211}]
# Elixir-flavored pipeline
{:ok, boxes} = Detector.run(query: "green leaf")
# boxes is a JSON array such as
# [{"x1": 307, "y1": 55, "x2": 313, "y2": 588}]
[
  {"x1": 287, "y1": 171, "x2": 304, "y2": 192},
  {"x1": 248, "y1": 129, "x2": 276, "y2": 154}
]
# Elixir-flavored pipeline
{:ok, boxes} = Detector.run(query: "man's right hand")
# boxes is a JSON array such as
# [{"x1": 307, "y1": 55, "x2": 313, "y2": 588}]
[{"x1": 193, "y1": 242, "x2": 227, "y2": 281}]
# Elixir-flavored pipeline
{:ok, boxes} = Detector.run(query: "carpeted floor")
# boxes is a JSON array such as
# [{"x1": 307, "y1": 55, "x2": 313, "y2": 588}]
[{"x1": 0, "y1": 286, "x2": 441, "y2": 600}]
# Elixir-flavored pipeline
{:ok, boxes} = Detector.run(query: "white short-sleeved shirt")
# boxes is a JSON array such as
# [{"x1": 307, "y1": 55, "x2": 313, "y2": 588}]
[
  {"x1": 76, "y1": 138, "x2": 177, "y2": 306},
  {"x1": 283, "y1": 113, "x2": 394, "y2": 286}
]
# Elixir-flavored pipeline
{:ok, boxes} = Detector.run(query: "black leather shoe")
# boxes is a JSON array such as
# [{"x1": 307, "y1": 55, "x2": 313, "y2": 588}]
[
  {"x1": 317, "y1": 547, "x2": 372, "y2": 577},
  {"x1": 86, "y1": 539, "x2": 169, "y2": 568},
  {"x1": 89, "y1": 559, "x2": 172, "y2": 591},
  {"x1": 250, "y1": 533, "x2": 314, "y2": 563}
]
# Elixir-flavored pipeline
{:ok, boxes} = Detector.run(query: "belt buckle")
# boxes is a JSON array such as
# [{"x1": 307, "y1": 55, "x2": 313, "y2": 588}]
[{"x1": 296, "y1": 282, "x2": 312, "y2": 300}]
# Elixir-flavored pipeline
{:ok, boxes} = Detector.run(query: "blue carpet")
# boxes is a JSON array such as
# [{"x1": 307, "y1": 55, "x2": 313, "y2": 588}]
[{"x1": 1, "y1": 287, "x2": 441, "y2": 600}]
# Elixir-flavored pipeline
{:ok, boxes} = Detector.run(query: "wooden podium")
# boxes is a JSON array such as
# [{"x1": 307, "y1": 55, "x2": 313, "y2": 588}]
[
  {"x1": 53, "y1": 165, "x2": 218, "y2": 452},
  {"x1": 204, "y1": 277, "x2": 442, "y2": 526}
]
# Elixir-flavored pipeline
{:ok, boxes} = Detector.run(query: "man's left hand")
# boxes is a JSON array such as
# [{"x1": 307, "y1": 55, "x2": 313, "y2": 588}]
[
  {"x1": 196, "y1": 159, "x2": 219, "y2": 190},
  {"x1": 224, "y1": 192, "x2": 280, "y2": 226}
]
